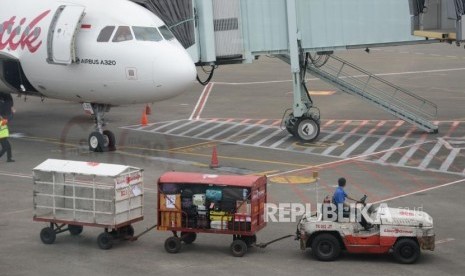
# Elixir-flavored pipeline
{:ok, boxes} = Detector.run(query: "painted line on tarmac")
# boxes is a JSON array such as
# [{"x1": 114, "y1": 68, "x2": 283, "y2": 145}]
[
  {"x1": 372, "y1": 178, "x2": 465, "y2": 204},
  {"x1": 435, "y1": 238, "x2": 455, "y2": 245},
  {"x1": 190, "y1": 82, "x2": 214, "y2": 120},
  {"x1": 268, "y1": 140, "x2": 434, "y2": 177},
  {"x1": 1, "y1": 208, "x2": 31, "y2": 216},
  {"x1": 214, "y1": 67, "x2": 465, "y2": 85},
  {"x1": 0, "y1": 171, "x2": 32, "y2": 179}
]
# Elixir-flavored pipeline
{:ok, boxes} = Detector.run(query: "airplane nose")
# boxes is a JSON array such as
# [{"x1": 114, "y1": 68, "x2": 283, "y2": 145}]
[{"x1": 153, "y1": 45, "x2": 196, "y2": 98}]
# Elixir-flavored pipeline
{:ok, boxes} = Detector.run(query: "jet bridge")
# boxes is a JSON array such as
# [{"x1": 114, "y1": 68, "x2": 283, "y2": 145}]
[
  {"x1": 134, "y1": 0, "x2": 439, "y2": 142},
  {"x1": 409, "y1": 0, "x2": 465, "y2": 42}
]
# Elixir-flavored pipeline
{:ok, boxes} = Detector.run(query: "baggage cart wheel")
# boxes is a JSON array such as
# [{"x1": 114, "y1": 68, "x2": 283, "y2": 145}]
[
  {"x1": 242, "y1": 235, "x2": 257, "y2": 247},
  {"x1": 97, "y1": 232, "x2": 113, "y2": 250},
  {"x1": 181, "y1": 232, "x2": 197, "y2": 244},
  {"x1": 230, "y1": 239, "x2": 248, "y2": 257},
  {"x1": 392, "y1": 238, "x2": 420, "y2": 264},
  {"x1": 125, "y1": 225, "x2": 135, "y2": 237},
  {"x1": 40, "y1": 227, "x2": 56, "y2": 244},
  {"x1": 68, "y1": 225, "x2": 83, "y2": 236},
  {"x1": 311, "y1": 233, "x2": 341, "y2": 261},
  {"x1": 118, "y1": 225, "x2": 134, "y2": 238},
  {"x1": 164, "y1": 236, "x2": 182, "y2": 254}
]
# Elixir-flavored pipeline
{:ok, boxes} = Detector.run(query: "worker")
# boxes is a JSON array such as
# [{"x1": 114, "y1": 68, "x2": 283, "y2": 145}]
[
  {"x1": 332, "y1": 177, "x2": 357, "y2": 218},
  {"x1": 0, "y1": 115, "x2": 14, "y2": 162}
]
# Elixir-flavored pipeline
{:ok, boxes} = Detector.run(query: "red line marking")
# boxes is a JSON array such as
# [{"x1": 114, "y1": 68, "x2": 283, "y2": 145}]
[
  {"x1": 271, "y1": 120, "x2": 281, "y2": 126},
  {"x1": 81, "y1": 24, "x2": 91, "y2": 29},
  {"x1": 445, "y1": 121, "x2": 460, "y2": 137},
  {"x1": 385, "y1": 121, "x2": 405, "y2": 136},
  {"x1": 367, "y1": 121, "x2": 386, "y2": 135}
]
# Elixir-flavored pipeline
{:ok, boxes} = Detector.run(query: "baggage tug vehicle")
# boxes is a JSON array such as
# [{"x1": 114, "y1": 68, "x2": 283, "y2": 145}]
[{"x1": 297, "y1": 196, "x2": 435, "y2": 264}]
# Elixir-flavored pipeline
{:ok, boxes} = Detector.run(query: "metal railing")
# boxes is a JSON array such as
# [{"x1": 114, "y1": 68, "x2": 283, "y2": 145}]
[{"x1": 306, "y1": 55, "x2": 438, "y2": 132}]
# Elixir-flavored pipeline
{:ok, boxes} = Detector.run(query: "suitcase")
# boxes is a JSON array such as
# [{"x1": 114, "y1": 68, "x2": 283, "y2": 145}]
[
  {"x1": 193, "y1": 194, "x2": 206, "y2": 207},
  {"x1": 182, "y1": 197, "x2": 193, "y2": 209},
  {"x1": 206, "y1": 189, "x2": 222, "y2": 201},
  {"x1": 210, "y1": 220, "x2": 228, "y2": 230}
]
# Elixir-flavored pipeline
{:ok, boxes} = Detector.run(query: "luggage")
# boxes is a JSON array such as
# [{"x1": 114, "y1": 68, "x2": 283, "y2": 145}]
[
  {"x1": 182, "y1": 197, "x2": 193, "y2": 209},
  {"x1": 206, "y1": 189, "x2": 222, "y2": 201},
  {"x1": 210, "y1": 220, "x2": 228, "y2": 230},
  {"x1": 193, "y1": 194, "x2": 206, "y2": 207},
  {"x1": 210, "y1": 211, "x2": 232, "y2": 221},
  {"x1": 197, "y1": 205, "x2": 207, "y2": 216}
]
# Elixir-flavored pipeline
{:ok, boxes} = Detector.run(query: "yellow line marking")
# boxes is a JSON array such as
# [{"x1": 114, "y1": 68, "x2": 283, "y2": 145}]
[
  {"x1": 256, "y1": 170, "x2": 280, "y2": 175},
  {"x1": 15, "y1": 135, "x2": 312, "y2": 169},
  {"x1": 269, "y1": 176, "x2": 318, "y2": 184},
  {"x1": 122, "y1": 145, "x2": 312, "y2": 167},
  {"x1": 309, "y1": 91, "x2": 336, "y2": 96},
  {"x1": 168, "y1": 141, "x2": 216, "y2": 151}
]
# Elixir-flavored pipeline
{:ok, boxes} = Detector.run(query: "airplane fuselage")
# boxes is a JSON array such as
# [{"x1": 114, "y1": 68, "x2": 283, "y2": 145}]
[{"x1": 0, "y1": 0, "x2": 196, "y2": 105}]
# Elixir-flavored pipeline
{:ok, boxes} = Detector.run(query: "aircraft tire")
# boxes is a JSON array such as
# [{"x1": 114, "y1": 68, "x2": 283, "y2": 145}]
[
  {"x1": 88, "y1": 132, "x2": 107, "y2": 152},
  {"x1": 103, "y1": 130, "x2": 116, "y2": 151},
  {"x1": 293, "y1": 117, "x2": 320, "y2": 142}
]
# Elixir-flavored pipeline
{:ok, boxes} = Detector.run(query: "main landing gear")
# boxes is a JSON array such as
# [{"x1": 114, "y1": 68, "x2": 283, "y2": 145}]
[{"x1": 88, "y1": 104, "x2": 116, "y2": 152}]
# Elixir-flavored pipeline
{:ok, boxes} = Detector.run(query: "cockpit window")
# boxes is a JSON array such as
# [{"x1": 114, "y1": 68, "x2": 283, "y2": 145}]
[
  {"x1": 112, "y1": 26, "x2": 133, "y2": 42},
  {"x1": 158, "y1": 25, "x2": 175, "y2": 41},
  {"x1": 132, "y1": 27, "x2": 163, "y2": 42},
  {"x1": 97, "y1": 26, "x2": 115, "y2": 42}
]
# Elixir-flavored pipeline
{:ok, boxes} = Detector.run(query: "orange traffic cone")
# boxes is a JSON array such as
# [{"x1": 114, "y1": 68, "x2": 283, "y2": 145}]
[
  {"x1": 141, "y1": 109, "x2": 148, "y2": 126},
  {"x1": 145, "y1": 104, "x2": 152, "y2": 115},
  {"x1": 210, "y1": 145, "x2": 219, "y2": 168}
]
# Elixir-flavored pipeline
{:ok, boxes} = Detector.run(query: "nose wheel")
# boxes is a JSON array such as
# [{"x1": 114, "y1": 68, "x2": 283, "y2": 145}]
[
  {"x1": 88, "y1": 104, "x2": 116, "y2": 152},
  {"x1": 285, "y1": 113, "x2": 320, "y2": 142}
]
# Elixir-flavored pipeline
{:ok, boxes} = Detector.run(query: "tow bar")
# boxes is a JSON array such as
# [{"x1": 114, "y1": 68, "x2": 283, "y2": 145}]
[{"x1": 254, "y1": 235, "x2": 295, "y2": 249}]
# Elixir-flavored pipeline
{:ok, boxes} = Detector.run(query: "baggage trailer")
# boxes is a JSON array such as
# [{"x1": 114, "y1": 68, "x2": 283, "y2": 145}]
[
  {"x1": 157, "y1": 172, "x2": 267, "y2": 257},
  {"x1": 33, "y1": 159, "x2": 144, "y2": 249}
]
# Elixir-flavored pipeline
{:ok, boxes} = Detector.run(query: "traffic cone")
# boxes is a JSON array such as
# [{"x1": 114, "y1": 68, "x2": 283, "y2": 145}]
[
  {"x1": 141, "y1": 109, "x2": 148, "y2": 126},
  {"x1": 145, "y1": 104, "x2": 152, "y2": 115},
  {"x1": 210, "y1": 145, "x2": 219, "y2": 168}
]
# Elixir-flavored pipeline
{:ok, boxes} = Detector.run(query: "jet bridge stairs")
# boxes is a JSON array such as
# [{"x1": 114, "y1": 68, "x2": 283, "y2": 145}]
[{"x1": 281, "y1": 54, "x2": 438, "y2": 134}]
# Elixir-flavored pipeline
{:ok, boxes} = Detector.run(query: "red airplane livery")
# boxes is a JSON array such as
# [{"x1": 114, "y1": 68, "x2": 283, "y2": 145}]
[{"x1": 0, "y1": 10, "x2": 51, "y2": 53}]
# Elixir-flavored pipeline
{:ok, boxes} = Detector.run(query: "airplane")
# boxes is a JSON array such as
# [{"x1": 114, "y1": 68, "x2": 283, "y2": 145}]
[{"x1": 0, "y1": 0, "x2": 197, "y2": 152}]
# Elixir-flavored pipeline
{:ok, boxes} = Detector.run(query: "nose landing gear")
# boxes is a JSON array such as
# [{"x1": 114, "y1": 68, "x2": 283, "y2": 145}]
[
  {"x1": 284, "y1": 110, "x2": 321, "y2": 143},
  {"x1": 88, "y1": 104, "x2": 116, "y2": 152}
]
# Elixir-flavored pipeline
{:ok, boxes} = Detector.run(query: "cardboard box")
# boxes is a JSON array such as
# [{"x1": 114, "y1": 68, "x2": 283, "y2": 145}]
[
  {"x1": 160, "y1": 194, "x2": 181, "y2": 211},
  {"x1": 160, "y1": 211, "x2": 182, "y2": 228}
]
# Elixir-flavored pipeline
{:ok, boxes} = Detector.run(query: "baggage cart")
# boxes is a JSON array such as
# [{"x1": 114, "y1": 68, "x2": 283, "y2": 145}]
[
  {"x1": 157, "y1": 172, "x2": 267, "y2": 257},
  {"x1": 33, "y1": 159, "x2": 144, "y2": 249}
]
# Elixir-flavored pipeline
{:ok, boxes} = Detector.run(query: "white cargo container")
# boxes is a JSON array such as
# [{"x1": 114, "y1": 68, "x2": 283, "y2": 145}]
[{"x1": 33, "y1": 159, "x2": 144, "y2": 249}]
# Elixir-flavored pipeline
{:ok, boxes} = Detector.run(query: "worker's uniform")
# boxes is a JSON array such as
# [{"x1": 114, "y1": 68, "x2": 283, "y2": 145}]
[
  {"x1": 332, "y1": 186, "x2": 348, "y2": 220},
  {"x1": 0, "y1": 119, "x2": 13, "y2": 161}
]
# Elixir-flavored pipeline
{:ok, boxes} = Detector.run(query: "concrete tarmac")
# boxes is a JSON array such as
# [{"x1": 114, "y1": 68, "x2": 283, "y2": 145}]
[{"x1": 1, "y1": 43, "x2": 465, "y2": 275}]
